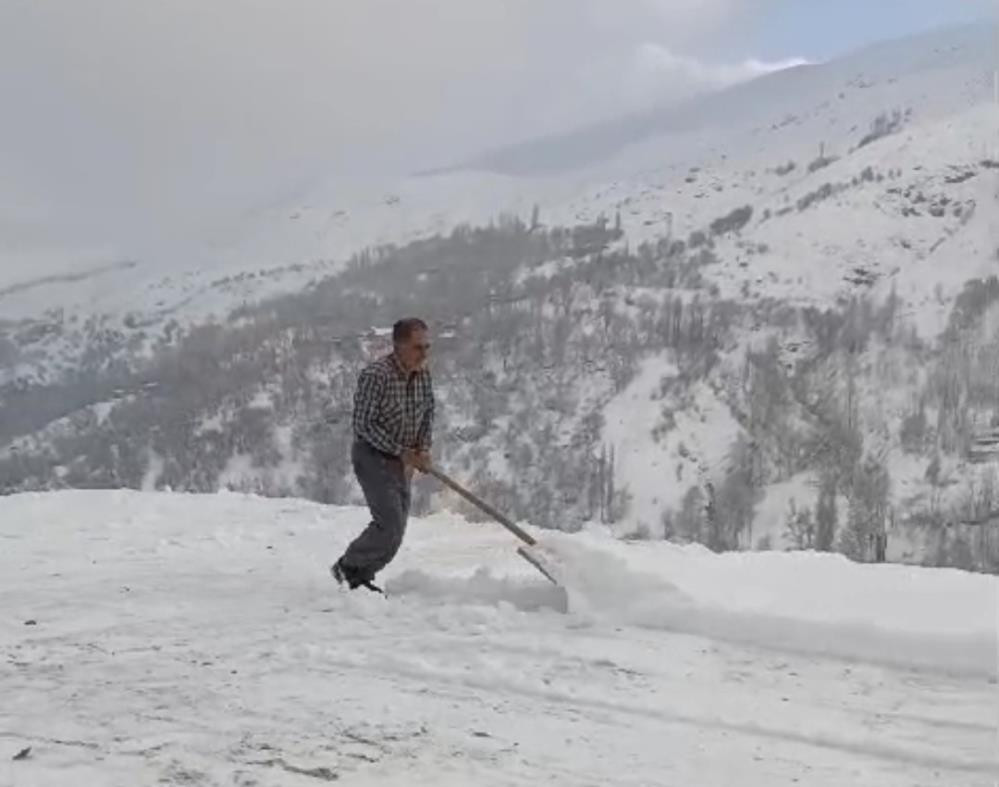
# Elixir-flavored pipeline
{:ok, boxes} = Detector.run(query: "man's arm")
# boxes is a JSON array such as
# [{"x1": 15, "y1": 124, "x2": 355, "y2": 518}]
[{"x1": 352, "y1": 368, "x2": 404, "y2": 456}]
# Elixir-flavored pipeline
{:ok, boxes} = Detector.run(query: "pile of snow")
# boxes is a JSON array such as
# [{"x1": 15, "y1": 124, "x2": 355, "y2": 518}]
[
  {"x1": 530, "y1": 529, "x2": 997, "y2": 679},
  {"x1": 390, "y1": 514, "x2": 997, "y2": 678}
]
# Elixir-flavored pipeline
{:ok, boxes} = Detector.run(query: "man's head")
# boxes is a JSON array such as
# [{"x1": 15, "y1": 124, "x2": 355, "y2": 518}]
[{"x1": 392, "y1": 317, "x2": 430, "y2": 373}]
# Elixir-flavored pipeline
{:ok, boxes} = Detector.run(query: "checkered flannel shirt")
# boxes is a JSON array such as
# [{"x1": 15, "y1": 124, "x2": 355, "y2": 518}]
[{"x1": 352, "y1": 353, "x2": 434, "y2": 457}]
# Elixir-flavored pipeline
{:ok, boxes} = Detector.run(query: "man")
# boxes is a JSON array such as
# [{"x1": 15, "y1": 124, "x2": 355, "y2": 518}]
[{"x1": 332, "y1": 317, "x2": 435, "y2": 593}]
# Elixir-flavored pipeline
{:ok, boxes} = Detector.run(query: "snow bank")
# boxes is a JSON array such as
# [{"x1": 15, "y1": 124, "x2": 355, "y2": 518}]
[
  {"x1": 382, "y1": 511, "x2": 997, "y2": 679},
  {"x1": 530, "y1": 529, "x2": 998, "y2": 679}
]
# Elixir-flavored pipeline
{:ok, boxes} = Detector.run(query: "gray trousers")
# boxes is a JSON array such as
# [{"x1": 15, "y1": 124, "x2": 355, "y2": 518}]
[{"x1": 340, "y1": 439, "x2": 411, "y2": 581}]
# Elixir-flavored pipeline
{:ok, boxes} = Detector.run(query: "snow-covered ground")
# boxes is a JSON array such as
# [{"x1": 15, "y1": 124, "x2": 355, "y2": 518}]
[{"x1": 1, "y1": 490, "x2": 996, "y2": 786}]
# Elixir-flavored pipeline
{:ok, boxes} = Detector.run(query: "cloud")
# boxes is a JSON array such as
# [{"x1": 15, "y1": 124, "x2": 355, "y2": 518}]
[
  {"x1": 0, "y1": 0, "x2": 781, "y2": 252},
  {"x1": 628, "y1": 43, "x2": 810, "y2": 105}
]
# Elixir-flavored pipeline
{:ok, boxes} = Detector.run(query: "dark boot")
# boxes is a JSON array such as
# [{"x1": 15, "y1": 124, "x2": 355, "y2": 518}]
[{"x1": 331, "y1": 559, "x2": 384, "y2": 594}]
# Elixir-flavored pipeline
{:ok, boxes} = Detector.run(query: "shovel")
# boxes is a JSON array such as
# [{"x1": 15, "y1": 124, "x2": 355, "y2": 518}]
[{"x1": 426, "y1": 467, "x2": 560, "y2": 585}]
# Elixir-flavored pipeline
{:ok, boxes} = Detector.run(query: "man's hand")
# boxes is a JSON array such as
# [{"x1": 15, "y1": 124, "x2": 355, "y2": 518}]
[{"x1": 402, "y1": 449, "x2": 433, "y2": 473}]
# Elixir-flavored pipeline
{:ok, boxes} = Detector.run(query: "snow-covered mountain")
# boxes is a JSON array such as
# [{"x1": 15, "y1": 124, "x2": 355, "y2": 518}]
[
  {"x1": 3, "y1": 23, "x2": 993, "y2": 338},
  {"x1": 1, "y1": 490, "x2": 995, "y2": 785},
  {"x1": 2, "y1": 23, "x2": 998, "y2": 571}
]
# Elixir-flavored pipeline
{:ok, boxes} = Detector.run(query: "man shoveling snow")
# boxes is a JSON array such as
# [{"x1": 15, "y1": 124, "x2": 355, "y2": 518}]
[{"x1": 331, "y1": 317, "x2": 434, "y2": 593}]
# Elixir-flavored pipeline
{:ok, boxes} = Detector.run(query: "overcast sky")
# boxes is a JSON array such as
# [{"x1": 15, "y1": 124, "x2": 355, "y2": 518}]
[{"x1": 1, "y1": 0, "x2": 994, "y2": 253}]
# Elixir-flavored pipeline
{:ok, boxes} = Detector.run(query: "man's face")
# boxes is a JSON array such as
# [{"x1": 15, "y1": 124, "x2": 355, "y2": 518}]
[{"x1": 396, "y1": 328, "x2": 430, "y2": 372}]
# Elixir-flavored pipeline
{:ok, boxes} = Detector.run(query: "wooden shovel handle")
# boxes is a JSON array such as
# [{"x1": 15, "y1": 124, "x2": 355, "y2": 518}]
[{"x1": 426, "y1": 467, "x2": 537, "y2": 547}]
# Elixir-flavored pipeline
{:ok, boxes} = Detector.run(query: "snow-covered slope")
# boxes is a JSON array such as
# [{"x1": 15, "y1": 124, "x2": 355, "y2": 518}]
[{"x1": 1, "y1": 490, "x2": 995, "y2": 786}]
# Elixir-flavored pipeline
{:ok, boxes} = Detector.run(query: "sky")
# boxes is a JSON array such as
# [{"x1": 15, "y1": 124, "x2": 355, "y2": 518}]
[
  {"x1": 0, "y1": 0, "x2": 995, "y2": 256},
  {"x1": 709, "y1": 0, "x2": 995, "y2": 62}
]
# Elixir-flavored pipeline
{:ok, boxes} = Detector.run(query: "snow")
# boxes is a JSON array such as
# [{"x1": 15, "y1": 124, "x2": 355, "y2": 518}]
[
  {"x1": 218, "y1": 453, "x2": 256, "y2": 490},
  {"x1": 538, "y1": 526, "x2": 996, "y2": 676},
  {"x1": 751, "y1": 473, "x2": 818, "y2": 548},
  {"x1": 273, "y1": 423, "x2": 306, "y2": 490},
  {"x1": 248, "y1": 390, "x2": 273, "y2": 410},
  {"x1": 1, "y1": 489, "x2": 996, "y2": 786},
  {"x1": 601, "y1": 354, "x2": 679, "y2": 531},
  {"x1": 602, "y1": 357, "x2": 743, "y2": 534},
  {"x1": 140, "y1": 449, "x2": 164, "y2": 492},
  {"x1": 195, "y1": 412, "x2": 224, "y2": 436},
  {"x1": 90, "y1": 401, "x2": 115, "y2": 425}
]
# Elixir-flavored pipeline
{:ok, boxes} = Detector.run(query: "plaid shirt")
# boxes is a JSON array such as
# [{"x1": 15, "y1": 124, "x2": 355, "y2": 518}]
[{"x1": 352, "y1": 353, "x2": 434, "y2": 457}]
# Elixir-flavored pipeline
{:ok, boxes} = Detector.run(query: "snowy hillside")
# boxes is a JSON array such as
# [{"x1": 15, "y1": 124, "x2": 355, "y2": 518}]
[
  {"x1": 2, "y1": 22, "x2": 999, "y2": 573},
  {"x1": 1, "y1": 490, "x2": 995, "y2": 786}
]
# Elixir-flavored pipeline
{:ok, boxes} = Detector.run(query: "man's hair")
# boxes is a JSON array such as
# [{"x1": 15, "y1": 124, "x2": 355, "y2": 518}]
[{"x1": 393, "y1": 317, "x2": 428, "y2": 344}]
